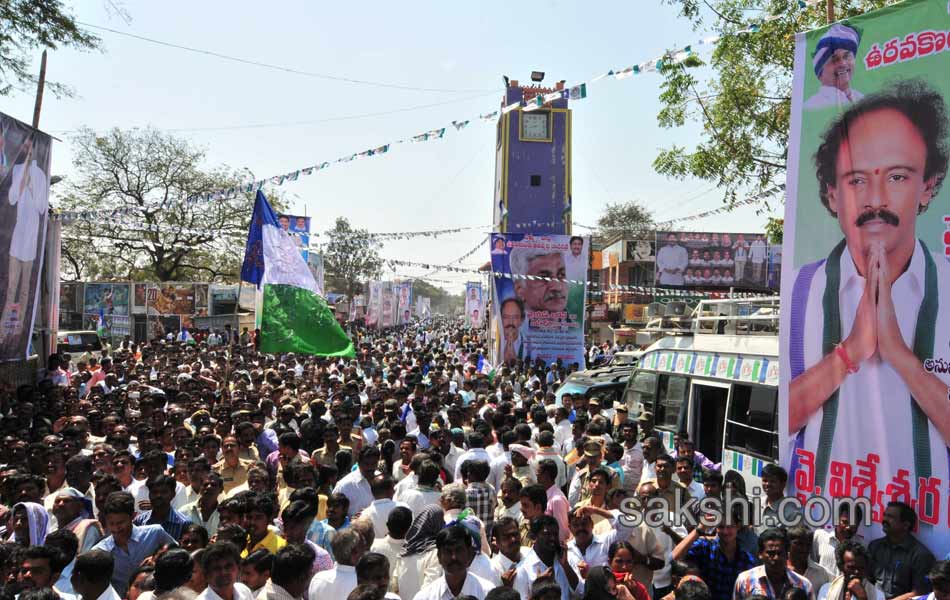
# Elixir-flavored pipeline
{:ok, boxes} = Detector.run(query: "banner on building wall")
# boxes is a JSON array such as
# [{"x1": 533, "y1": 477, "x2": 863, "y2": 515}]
[
  {"x1": 780, "y1": 0, "x2": 950, "y2": 557},
  {"x1": 366, "y1": 282, "x2": 382, "y2": 327},
  {"x1": 0, "y1": 113, "x2": 52, "y2": 360},
  {"x1": 83, "y1": 283, "x2": 131, "y2": 316},
  {"x1": 490, "y1": 233, "x2": 588, "y2": 368},
  {"x1": 464, "y1": 281, "x2": 483, "y2": 328},
  {"x1": 654, "y1": 230, "x2": 775, "y2": 289}
]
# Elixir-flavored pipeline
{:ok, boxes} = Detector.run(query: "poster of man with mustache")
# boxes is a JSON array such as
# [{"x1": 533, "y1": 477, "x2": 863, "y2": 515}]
[
  {"x1": 490, "y1": 233, "x2": 588, "y2": 369},
  {"x1": 780, "y1": 0, "x2": 950, "y2": 558}
]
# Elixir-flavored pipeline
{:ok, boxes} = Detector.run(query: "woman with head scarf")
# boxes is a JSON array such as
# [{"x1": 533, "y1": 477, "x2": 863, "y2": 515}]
[
  {"x1": 7, "y1": 501, "x2": 49, "y2": 545},
  {"x1": 393, "y1": 506, "x2": 444, "y2": 600}
]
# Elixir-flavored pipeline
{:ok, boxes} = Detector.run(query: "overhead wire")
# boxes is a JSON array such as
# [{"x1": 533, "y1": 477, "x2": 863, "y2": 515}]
[{"x1": 78, "y1": 21, "x2": 498, "y2": 94}]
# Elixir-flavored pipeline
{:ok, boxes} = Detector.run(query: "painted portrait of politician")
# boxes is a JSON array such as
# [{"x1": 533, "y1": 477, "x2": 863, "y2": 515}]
[{"x1": 786, "y1": 80, "x2": 950, "y2": 536}]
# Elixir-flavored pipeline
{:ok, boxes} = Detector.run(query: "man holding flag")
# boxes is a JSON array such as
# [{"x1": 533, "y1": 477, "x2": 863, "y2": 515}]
[{"x1": 240, "y1": 191, "x2": 355, "y2": 358}]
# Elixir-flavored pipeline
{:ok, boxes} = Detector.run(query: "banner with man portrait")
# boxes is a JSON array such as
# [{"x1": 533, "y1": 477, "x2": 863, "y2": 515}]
[
  {"x1": 490, "y1": 233, "x2": 587, "y2": 368},
  {"x1": 277, "y1": 213, "x2": 311, "y2": 262},
  {"x1": 0, "y1": 113, "x2": 51, "y2": 361},
  {"x1": 654, "y1": 230, "x2": 774, "y2": 289},
  {"x1": 366, "y1": 282, "x2": 383, "y2": 327},
  {"x1": 780, "y1": 0, "x2": 950, "y2": 556},
  {"x1": 464, "y1": 282, "x2": 483, "y2": 328},
  {"x1": 380, "y1": 284, "x2": 396, "y2": 328},
  {"x1": 396, "y1": 281, "x2": 413, "y2": 325}
]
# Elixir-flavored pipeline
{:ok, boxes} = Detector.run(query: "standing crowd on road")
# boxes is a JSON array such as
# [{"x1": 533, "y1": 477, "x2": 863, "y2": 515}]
[{"x1": 0, "y1": 318, "x2": 946, "y2": 600}]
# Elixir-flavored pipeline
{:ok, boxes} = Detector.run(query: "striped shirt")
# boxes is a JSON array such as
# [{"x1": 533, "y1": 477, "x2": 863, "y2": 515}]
[{"x1": 733, "y1": 565, "x2": 815, "y2": 600}]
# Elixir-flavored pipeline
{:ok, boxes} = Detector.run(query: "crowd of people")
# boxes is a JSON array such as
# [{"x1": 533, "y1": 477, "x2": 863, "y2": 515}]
[{"x1": 0, "y1": 318, "x2": 946, "y2": 600}]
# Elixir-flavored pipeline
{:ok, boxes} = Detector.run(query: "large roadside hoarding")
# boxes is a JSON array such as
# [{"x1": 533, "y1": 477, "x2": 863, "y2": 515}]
[
  {"x1": 780, "y1": 0, "x2": 950, "y2": 556},
  {"x1": 654, "y1": 230, "x2": 775, "y2": 289},
  {"x1": 0, "y1": 113, "x2": 51, "y2": 360},
  {"x1": 490, "y1": 233, "x2": 588, "y2": 368}
]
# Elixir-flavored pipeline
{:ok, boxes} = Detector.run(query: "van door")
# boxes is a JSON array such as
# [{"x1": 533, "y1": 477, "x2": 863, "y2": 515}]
[{"x1": 690, "y1": 381, "x2": 730, "y2": 465}]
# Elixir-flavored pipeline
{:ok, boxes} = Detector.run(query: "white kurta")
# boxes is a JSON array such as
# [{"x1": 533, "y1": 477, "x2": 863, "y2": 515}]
[
  {"x1": 8, "y1": 160, "x2": 49, "y2": 261},
  {"x1": 656, "y1": 244, "x2": 689, "y2": 286},
  {"x1": 787, "y1": 241, "x2": 950, "y2": 555}
]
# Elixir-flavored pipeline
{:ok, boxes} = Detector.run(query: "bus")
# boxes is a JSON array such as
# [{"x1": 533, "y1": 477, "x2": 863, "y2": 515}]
[{"x1": 622, "y1": 297, "x2": 780, "y2": 496}]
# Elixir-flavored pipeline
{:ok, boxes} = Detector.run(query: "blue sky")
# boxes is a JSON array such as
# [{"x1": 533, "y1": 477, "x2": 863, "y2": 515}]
[{"x1": 5, "y1": 0, "x2": 781, "y2": 291}]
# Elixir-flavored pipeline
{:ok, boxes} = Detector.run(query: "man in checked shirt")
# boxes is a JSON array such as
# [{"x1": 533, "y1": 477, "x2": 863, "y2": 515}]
[{"x1": 463, "y1": 459, "x2": 497, "y2": 537}]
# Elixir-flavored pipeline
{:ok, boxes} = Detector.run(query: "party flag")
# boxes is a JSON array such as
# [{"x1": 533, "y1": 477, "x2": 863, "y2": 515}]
[{"x1": 241, "y1": 191, "x2": 355, "y2": 357}]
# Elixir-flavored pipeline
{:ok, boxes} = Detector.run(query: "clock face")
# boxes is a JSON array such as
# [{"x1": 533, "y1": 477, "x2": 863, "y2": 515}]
[{"x1": 522, "y1": 113, "x2": 549, "y2": 140}]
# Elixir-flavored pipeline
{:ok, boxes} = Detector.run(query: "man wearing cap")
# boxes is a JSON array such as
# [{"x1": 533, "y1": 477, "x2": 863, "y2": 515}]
[
  {"x1": 568, "y1": 440, "x2": 616, "y2": 506},
  {"x1": 638, "y1": 411, "x2": 655, "y2": 442},
  {"x1": 804, "y1": 23, "x2": 864, "y2": 110},
  {"x1": 51, "y1": 488, "x2": 104, "y2": 552}
]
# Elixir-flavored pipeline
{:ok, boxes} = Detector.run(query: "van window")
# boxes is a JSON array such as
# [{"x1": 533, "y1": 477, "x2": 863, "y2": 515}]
[
  {"x1": 656, "y1": 374, "x2": 689, "y2": 430},
  {"x1": 626, "y1": 370, "x2": 657, "y2": 414},
  {"x1": 725, "y1": 384, "x2": 778, "y2": 460},
  {"x1": 57, "y1": 333, "x2": 103, "y2": 353}
]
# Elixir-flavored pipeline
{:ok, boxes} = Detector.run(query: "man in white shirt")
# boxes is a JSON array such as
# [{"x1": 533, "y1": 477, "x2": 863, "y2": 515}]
[
  {"x1": 656, "y1": 233, "x2": 689, "y2": 286},
  {"x1": 811, "y1": 505, "x2": 863, "y2": 577},
  {"x1": 513, "y1": 515, "x2": 581, "y2": 600},
  {"x1": 197, "y1": 542, "x2": 255, "y2": 600},
  {"x1": 70, "y1": 550, "x2": 120, "y2": 600},
  {"x1": 370, "y1": 507, "x2": 411, "y2": 574},
  {"x1": 816, "y1": 540, "x2": 885, "y2": 600},
  {"x1": 333, "y1": 446, "x2": 379, "y2": 517},
  {"x1": 308, "y1": 530, "x2": 363, "y2": 599},
  {"x1": 360, "y1": 474, "x2": 403, "y2": 539},
  {"x1": 454, "y1": 433, "x2": 492, "y2": 482},
  {"x1": 786, "y1": 84, "x2": 950, "y2": 554},
  {"x1": 803, "y1": 24, "x2": 864, "y2": 111},
  {"x1": 412, "y1": 524, "x2": 494, "y2": 600},
  {"x1": 749, "y1": 235, "x2": 767, "y2": 282},
  {"x1": 564, "y1": 236, "x2": 588, "y2": 283}
]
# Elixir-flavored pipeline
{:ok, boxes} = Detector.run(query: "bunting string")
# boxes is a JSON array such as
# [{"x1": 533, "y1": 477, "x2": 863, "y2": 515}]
[{"x1": 55, "y1": 0, "x2": 823, "y2": 224}]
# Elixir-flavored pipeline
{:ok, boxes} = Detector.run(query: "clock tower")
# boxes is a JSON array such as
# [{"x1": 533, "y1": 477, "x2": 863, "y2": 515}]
[{"x1": 493, "y1": 77, "x2": 572, "y2": 235}]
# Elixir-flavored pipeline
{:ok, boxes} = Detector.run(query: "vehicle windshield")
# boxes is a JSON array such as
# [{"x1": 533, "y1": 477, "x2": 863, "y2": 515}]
[{"x1": 58, "y1": 333, "x2": 103, "y2": 353}]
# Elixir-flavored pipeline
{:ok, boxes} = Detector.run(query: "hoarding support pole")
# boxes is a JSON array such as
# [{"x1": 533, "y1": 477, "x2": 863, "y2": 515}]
[
  {"x1": 32, "y1": 50, "x2": 47, "y2": 129},
  {"x1": 826, "y1": 0, "x2": 834, "y2": 23}
]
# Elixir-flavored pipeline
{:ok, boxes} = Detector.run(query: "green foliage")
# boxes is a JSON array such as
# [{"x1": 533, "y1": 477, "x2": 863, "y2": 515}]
[
  {"x1": 58, "y1": 127, "x2": 286, "y2": 282},
  {"x1": 0, "y1": 0, "x2": 99, "y2": 97},
  {"x1": 409, "y1": 279, "x2": 464, "y2": 315},
  {"x1": 656, "y1": 0, "x2": 889, "y2": 208},
  {"x1": 595, "y1": 199, "x2": 655, "y2": 241},
  {"x1": 765, "y1": 216, "x2": 784, "y2": 244},
  {"x1": 321, "y1": 218, "x2": 383, "y2": 297}
]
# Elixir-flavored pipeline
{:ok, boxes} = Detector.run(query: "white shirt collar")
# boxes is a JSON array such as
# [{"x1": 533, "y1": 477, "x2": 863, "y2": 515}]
[
  {"x1": 839, "y1": 240, "x2": 925, "y2": 300},
  {"x1": 95, "y1": 587, "x2": 122, "y2": 600}
]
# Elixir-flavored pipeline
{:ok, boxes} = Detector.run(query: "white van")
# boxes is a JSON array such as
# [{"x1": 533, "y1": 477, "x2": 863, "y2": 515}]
[{"x1": 56, "y1": 330, "x2": 105, "y2": 358}]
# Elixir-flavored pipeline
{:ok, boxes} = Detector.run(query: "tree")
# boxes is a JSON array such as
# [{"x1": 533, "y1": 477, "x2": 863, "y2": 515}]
[
  {"x1": 655, "y1": 0, "x2": 887, "y2": 210},
  {"x1": 0, "y1": 0, "x2": 99, "y2": 97},
  {"x1": 321, "y1": 217, "x2": 383, "y2": 298},
  {"x1": 595, "y1": 199, "x2": 655, "y2": 240},
  {"x1": 58, "y1": 127, "x2": 286, "y2": 282}
]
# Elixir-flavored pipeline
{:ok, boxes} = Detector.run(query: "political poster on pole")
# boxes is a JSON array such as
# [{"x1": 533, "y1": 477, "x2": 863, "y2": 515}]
[
  {"x1": 464, "y1": 282, "x2": 483, "y2": 327},
  {"x1": 396, "y1": 281, "x2": 413, "y2": 325},
  {"x1": 380, "y1": 284, "x2": 396, "y2": 328},
  {"x1": 366, "y1": 282, "x2": 382, "y2": 328},
  {"x1": 490, "y1": 233, "x2": 587, "y2": 368},
  {"x1": 277, "y1": 214, "x2": 311, "y2": 262},
  {"x1": 780, "y1": 0, "x2": 950, "y2": 556},
  {"x1": 0, "y1": 112, "x2": 52, "y2": 361}
]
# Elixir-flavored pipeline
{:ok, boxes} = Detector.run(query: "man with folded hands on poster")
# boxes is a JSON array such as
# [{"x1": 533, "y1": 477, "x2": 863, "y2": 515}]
[{"x1": 788, "y1": 80, "x2": 950, "y2": 525}]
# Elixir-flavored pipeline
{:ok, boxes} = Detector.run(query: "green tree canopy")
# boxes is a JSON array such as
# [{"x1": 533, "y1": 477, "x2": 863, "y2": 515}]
[
  {"x1": 58, "y1": 127, "x2": 285, "y2": 281},
  {"x1": 655, "y1": 0, "x2": 887, "y2": 211},
  {"x1": 595, "y1": 199, "x2": 655, "y2": 241},
  {"x1": 0, "y1": 0, "x2": 99, "y2": 97},
  {"x1": 321, "y1": 217, "x2": 383, "y2": 297}
]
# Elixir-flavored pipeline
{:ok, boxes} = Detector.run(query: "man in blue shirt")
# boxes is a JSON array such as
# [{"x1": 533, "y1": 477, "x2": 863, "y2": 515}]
[
  {"x1": 133, "y1": 475, "x2": 191, "y2": 541},
  {"x1": 93, "y1": 491, "x2": 176, "y2": 596},
  {"x1": 672, "y1": 509, "x2": 758, "y2": 600}
]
